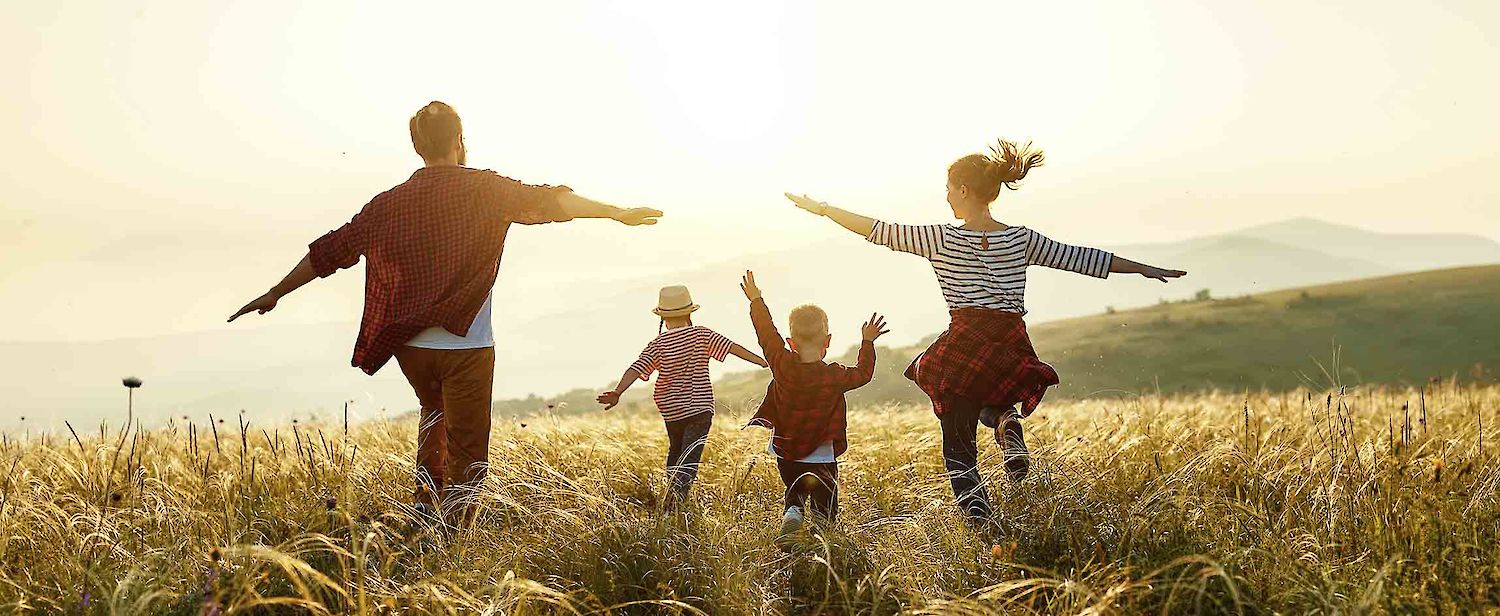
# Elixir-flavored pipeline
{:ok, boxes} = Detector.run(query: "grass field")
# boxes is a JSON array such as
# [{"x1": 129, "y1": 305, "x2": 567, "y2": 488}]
[{"x1": 4, "y1": 381, "x2": 1497, "y2": 614}]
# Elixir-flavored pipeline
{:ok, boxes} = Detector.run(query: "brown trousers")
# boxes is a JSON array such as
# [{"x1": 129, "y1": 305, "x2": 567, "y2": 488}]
[{"x1": 394, "y1": 346, "x2": 495, "y2": 519}]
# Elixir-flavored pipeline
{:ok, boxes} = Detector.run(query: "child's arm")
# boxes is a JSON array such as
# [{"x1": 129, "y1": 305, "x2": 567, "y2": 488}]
[
  {"x1": 596, "y1": 369, "x2": 642, "y2": 410},
  {"x1": 741, "y1": 271, "x2": 791, "y2": 372},
  {"x1": 840, "y1": 313, "x2": 888, "y2": 390},
  {"x1": 598, "y1": 345, "x2": 657, "y2": 410},
  {"x1": 728, "y1": 343, "x2": 769, "y2": 368},
  {"x1": 1109, "y1": 255, "x2": 1187, "y2": 282}
]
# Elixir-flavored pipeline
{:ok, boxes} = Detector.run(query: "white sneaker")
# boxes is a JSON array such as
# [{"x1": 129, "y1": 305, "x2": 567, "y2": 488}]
[{"x1": 779, "y1": 506, "x2": 805, "y2": 537}]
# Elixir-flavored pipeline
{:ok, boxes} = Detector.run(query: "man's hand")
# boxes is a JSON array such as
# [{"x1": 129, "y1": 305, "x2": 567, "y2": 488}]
[
  {"x1": 596, "y1": 390, "x2": 622, "y2": 410},
  {"x1": 1141, "y1": 266, "x2": 1187, "y2": 283},
  {"x1": 861, "y1": 313, "x2": 889, "y2": 342},
  {"x1": 784, "y1": 193, "x2": 828, "y2": 216},
  {"x1": 228, "y1": 291, "x2": 280, "y2": 322},
  {"x1": 740, "y1": 270, "x2": 762, "y2": 301},
  {"x1": 612, "y1": 207, "x2": 664, "y2": 226}
]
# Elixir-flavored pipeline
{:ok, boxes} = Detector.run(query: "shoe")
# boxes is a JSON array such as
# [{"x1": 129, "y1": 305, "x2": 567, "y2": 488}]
[
  {"x1": 1001, "y1": 417, "x2": 1030, "y2": 481},
  {"x1": 780, "y1": 506, "x2": 805, "y2": 536}
]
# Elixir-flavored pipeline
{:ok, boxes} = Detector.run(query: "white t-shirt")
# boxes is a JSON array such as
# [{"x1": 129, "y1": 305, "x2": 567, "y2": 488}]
[
  {"x1": 768, "y1": 439, "x2": 838, "y2": 463},
  {"x1": 405, "y1": 291, "x2": 495, "y2": 349}
]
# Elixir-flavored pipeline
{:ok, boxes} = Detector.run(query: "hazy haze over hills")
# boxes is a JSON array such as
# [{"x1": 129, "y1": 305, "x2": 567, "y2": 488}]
[{"x1": 3, "y1": 217, "x2": 1497, "y2": 429}]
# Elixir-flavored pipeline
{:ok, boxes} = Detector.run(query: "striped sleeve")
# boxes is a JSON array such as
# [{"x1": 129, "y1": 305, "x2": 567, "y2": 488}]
[
  {"x1": 704, "y1": 328, "x2": 733, "y2": 362},
  {"x1": 627, "y1": 341, "x2": 659, "y2": 378},
  {"x1": 1024, "y1": 228, "x2": 1113, "y2": 278},
  {"x1": 867, "y1": 221, "x2": 944, "y2": 259}
]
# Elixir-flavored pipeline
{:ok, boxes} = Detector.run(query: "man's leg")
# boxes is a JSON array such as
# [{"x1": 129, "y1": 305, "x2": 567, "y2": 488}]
[
  {"x1": 438, "y1": 347, "x2": 496, "y2": 526},
  {"x1": 394, "y1": 347, "x2": 446, "y2": 508},
  {"x1": 938, "y1": 398, "x2": 992, "y2": 521}
]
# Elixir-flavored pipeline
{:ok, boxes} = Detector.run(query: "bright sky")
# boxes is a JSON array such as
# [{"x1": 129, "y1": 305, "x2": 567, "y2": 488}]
[{"x1": 2, "y1": 0, "x2": 1498, "y2": 343}]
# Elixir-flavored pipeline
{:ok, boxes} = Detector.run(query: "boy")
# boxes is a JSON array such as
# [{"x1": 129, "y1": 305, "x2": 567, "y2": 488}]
[
  {"x1": 738, "y1": 271, "x2": 887, "y2": 538},
  {"x1": 598, "y1": 284, "x2": 767, "y2": 508}
]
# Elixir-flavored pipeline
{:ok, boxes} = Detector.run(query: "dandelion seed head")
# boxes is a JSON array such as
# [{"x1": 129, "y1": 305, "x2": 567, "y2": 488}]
[{"x1": 122, "y1": 376, "x2": 143, "y2": 388}]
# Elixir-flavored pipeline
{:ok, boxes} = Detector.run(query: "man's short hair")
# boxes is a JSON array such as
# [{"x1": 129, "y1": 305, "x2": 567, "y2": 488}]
[
  {"x1": 409, "y1": 101, "x2": 463, "y2": 161},
  {"x1": 788, "y1": 304, "x2": 829, "y2": 341}
]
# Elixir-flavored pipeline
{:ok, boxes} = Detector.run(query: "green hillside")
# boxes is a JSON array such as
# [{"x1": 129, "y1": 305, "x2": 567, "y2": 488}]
[
  {"x1": 498, "y1": 265, "x2": 1500, "y2": 416},
  {"x1": 712, "y1": 265, "x2": 1500, "y2": 409}
]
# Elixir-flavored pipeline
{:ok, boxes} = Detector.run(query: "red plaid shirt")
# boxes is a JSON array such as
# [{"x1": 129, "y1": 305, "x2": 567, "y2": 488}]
[
  {"x1": 907, "y1": 308, "x2": 1059, "y2": 417},
  {"x1": 307, "y1": 166, "x2": 573, "y2": 375},
  {"x1": 745, "y1": 297, "x2": 876, "y2": 460}
]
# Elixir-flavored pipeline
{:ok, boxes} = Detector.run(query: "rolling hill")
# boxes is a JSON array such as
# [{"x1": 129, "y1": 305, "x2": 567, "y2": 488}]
[{"x1": 686, "y1": 265, "x2": 1500, "y2": 413}]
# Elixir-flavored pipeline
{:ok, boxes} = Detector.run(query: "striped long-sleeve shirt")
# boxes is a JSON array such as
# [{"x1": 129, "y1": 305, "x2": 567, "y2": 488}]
[{"x1": 867, "y1": 221, "x2": 1113, "y2": 314}]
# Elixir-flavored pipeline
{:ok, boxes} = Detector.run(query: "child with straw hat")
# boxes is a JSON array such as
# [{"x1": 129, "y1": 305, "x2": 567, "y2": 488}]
[{"x1": 598, "y1": 285, "x2": 767, "y2": 508}]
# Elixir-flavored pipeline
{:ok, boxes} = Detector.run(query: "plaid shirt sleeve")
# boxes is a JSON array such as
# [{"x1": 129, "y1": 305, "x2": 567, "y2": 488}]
[
  {"x1": 627, "y1": 340, "x2": 659, "y2": 379},
  {"x1": 749, "y1": 298, "x2": 795, "y2": 374},
  {"x1": 484, "y1": 171, "x2": 575, "y2": 225},
  {"x1": 307, "y1": 206, "x2": 372, "y2": 278},
  {"x1": 837, "y1": 340, "x2": 878, "y2": 391}
]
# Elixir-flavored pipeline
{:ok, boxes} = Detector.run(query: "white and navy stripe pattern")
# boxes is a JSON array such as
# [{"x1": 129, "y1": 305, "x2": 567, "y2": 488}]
[
  {"x1": 868, "y1": 221, "x2": 1112, "y2": 313},
  {"x1": 628, "y1": 325, "x2": 734, "y2": 421}
]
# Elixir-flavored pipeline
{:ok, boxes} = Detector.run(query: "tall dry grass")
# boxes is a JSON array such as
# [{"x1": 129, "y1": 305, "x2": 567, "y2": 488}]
[{"x1": 1, "y1": 383, "x2": 1496, "y2": 614}]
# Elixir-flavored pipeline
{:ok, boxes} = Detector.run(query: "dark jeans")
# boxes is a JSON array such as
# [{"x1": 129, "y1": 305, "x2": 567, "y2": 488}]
[
  {"x1": 937, "y1": 398, "x2": 992, "y2": 520},
  {"x1": 777, "y1": 458, "x2": 839, "y2": 521},
  {"x1": 664, "y1": 412, "x2": 713, "y2": 504}
]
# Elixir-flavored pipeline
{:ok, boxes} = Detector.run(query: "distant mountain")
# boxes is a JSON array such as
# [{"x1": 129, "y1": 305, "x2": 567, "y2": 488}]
[{"x1": 1234, "y1": 217, "x2": 1500, "y2": 272}]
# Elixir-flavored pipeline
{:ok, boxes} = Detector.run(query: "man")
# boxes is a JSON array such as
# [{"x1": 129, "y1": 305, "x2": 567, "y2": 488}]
[{"x1": 229, "y1": 101, "x2": 662, "y2": 524}]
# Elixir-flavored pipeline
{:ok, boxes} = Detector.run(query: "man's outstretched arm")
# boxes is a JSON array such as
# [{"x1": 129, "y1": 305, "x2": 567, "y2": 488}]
[
  {"x1": 228, "y1": 253, "x2": 317, "y2": 322},
  {"x1": 556, "y1": 191, "x2": 663, "y2": 226}
]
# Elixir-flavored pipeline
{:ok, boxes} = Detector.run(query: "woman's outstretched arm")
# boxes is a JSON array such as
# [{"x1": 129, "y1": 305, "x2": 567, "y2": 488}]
[
  {"x1": 785, "y1": 193, "x2": 875, "y2": 237},
  {"x1": 1109, "y1": 256, "x2": 1187, "y2": 282}
]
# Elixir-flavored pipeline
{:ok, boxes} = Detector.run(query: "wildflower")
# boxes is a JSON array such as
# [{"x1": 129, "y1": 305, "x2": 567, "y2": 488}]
[
  {"x1": 110, "y1": 492, "x2": 122, "y2": 504},
  {"x1": 122, "y1": 377, "x2": 143, "y2": 388},
  {"x1": 209, "y1": 548, "x2": 222, "y2": 561},
  {"x1": 358, "y1": 514, "x2": 371, "y2": 524},
  {"x1": 325, "y1": 497, "x2": 338, "y2": 510},
  {"x1": 1434, "y1": 459, "x2": 1445, "y2": 483}
]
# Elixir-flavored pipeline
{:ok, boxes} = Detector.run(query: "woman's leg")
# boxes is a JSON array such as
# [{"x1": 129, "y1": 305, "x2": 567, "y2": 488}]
[{"x1": 938, "y1": 398, "x2": 992, "y2": 521}]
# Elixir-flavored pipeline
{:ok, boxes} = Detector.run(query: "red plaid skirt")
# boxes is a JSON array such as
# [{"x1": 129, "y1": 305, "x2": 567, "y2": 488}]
[{"x1": 906, "y1": 308, "x2": 1059, "y2": 417}]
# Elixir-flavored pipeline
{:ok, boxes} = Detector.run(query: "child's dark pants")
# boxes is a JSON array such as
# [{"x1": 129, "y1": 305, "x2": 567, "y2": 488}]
[
  {"x1": 777, "y1": 459, "x2": 839, "y2": 520},
  {"x1": 937, "y1": 397, "x2": 993, "y2": 521},
  {"x1": 663, "y1": 412, "x2": 713, "y2": 504}
]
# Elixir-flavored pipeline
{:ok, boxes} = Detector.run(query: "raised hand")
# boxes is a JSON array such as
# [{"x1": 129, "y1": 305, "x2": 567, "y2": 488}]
[
  {"x1": 1142, "y1": 266, "x2": 1187, "y2": 283},
  {"x1": 784, "y1": 193, "x2": 828, "y2": 216},
  {"x1": 228, "y1": 291, "x2": 280, "y2": 322},
  {"x1": 740, "y1": 270, "x2": 762, "y2": 301},
  {"x1": 613, "y1": 207, "x2": 664, "y2": 226},
  {"x1": 596, "y1": 390, "x2": 622, "y2": 411},
  {"x1": 861, "y1": 313, "x2": 889, "y2": 342}
]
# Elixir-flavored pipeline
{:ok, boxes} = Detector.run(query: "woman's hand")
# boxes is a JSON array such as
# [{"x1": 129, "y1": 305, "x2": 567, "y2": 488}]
[
  {"x1": 784, "y1": 193, "x2": 828, "y2": 216},
  {"x1": 1140, "y1": 266, "x2": 1187, "y2": 283}
]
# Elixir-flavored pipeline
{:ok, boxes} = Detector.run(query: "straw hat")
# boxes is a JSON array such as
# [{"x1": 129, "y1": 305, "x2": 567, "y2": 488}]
[{"x1": 653, "y1": 285, "x2": 700, "y2": 318}]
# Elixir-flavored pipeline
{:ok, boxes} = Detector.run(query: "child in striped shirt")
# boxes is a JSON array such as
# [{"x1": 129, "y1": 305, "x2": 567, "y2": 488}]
[{"x1": 597, "y1": 284, "x2": 767, "y2": 508}]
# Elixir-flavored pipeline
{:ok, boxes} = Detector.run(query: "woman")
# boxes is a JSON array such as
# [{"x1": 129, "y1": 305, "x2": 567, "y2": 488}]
[{"x1": 786, "y1": 139, "x2": 1185, "y2": 523}]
